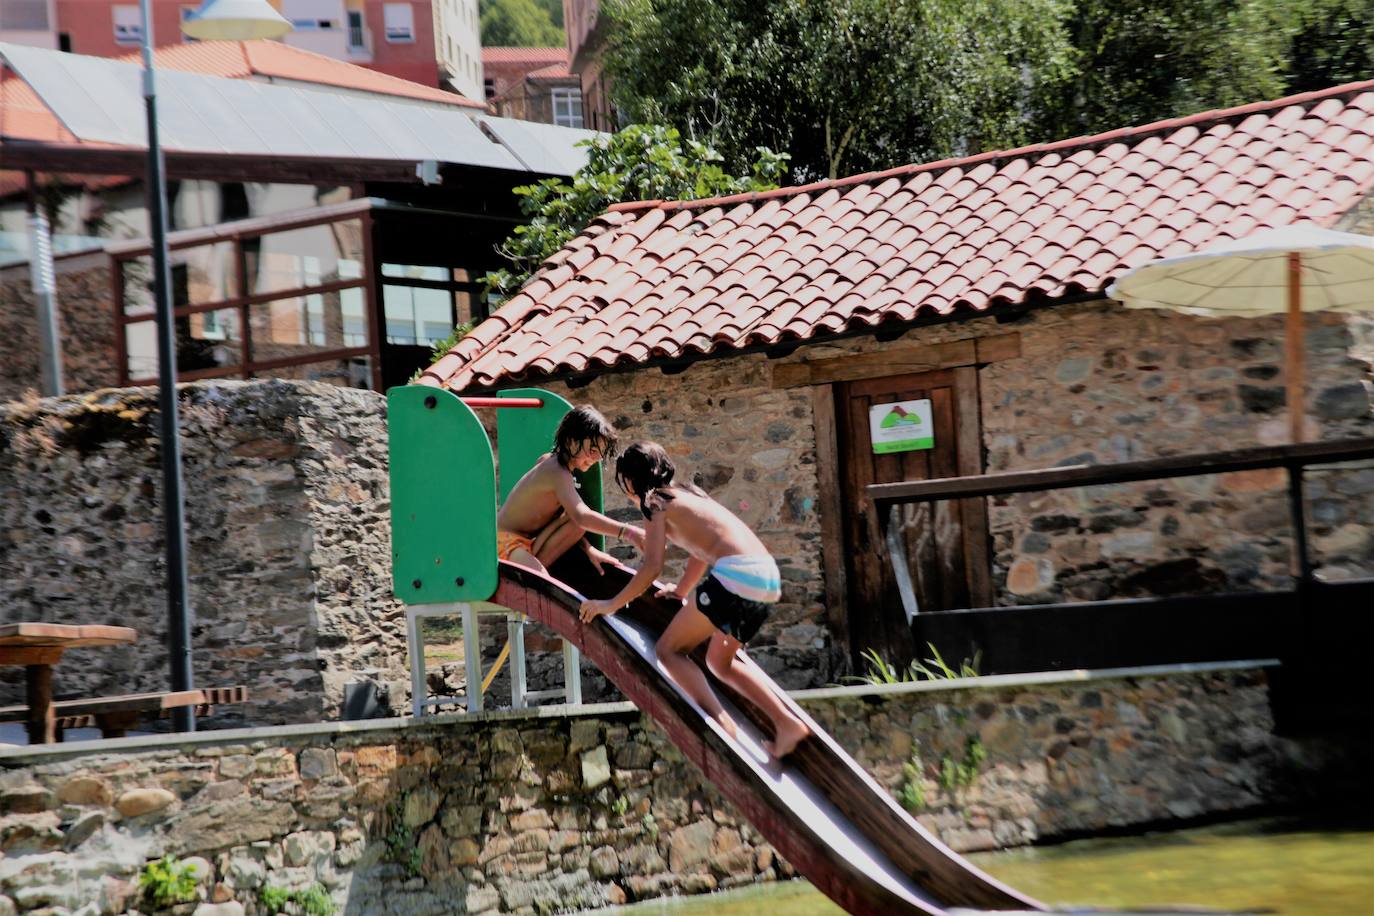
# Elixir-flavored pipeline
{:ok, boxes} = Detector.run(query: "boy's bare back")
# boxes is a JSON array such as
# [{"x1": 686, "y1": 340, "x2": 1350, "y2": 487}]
[{"x1": 655, "y1": 488, "x2": 769, "y2": 566}]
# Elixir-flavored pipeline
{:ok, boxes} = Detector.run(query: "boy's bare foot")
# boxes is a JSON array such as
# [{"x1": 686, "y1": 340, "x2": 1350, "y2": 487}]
[
  {"x1": 714, "y1": 711, "x2": 739, "y2": 741},
  {"x1": 763, "y1": 717, "x2": 810, "y2": 758}
]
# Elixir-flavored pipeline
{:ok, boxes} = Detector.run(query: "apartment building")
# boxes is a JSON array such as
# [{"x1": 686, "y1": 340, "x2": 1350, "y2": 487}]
[{"x1": 0, "y1": 0, "x2": 466, "y2": 88}]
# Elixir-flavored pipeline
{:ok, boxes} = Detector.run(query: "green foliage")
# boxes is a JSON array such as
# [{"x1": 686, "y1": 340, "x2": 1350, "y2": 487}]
[
  {"x1": 1037, "y1": 0, "x2": 1298, "y2": 140},
  {"x1": 641, "y1": 812, "x2": 659, "y2": 839},
  {"x1": 898, "y1": 743, "x2": 927, "y2": 812},
  {"x1": 610, "y1": 794, "x2": 631, "y2": 817},
  {"x1": 600, "y1": 0, "x2": 1374, "y2": 182},
  {"x1": 260, "y1": 884, "x2": 336, "y2": 916},
  {"x1": 937, "y1": 736, "x2": 988, "y2": 792},
  {"x1": 1285, "y1": 0, "x2": 1374, "y2": 94},
  {"x1": 384, "y1": 798, "x2": 425, "y2": 877},
  {"x1": 844, "y1": 644, "x2": 982, "y2": 686},
  {"x1": 602, "y1": 0, "x2": 1075, "y2": 180},
  {"x1": 480, "y1": 0, "x2": 564, "y2": 46},
  {"x1": 138, "y1": 855, "x2": 199, "y2": 908},
  {"x1": 482, "y1": 124, "x2": 788, "y2": 301}
]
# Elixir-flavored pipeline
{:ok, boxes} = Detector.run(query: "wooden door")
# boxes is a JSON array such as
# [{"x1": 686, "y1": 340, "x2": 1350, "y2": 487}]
[{"x1": 836, "y1": 367, "x2": 990, "y2": 665}]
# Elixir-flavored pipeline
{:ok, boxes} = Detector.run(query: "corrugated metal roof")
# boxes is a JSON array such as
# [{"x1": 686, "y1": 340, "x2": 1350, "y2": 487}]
[
  {"x1": 0, "y1": 42, "x2": 591, "y2": 176},
  {"x1": 474, "y1": 115, "x2": 596, "y2": 177}
]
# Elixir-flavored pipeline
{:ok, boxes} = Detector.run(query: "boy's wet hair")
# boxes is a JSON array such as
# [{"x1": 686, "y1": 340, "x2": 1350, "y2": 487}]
[
  {"x1": 616, "y1": 441, "x2": 704, "y2": 518},
  {"x1": 554, "y1": 405, "x2": 618, "y2": 468}
]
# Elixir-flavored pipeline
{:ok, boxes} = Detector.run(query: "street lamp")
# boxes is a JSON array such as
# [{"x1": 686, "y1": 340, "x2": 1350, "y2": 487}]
[{"x1": 139, "y1": 0, "x2": 291, "y2": 732}]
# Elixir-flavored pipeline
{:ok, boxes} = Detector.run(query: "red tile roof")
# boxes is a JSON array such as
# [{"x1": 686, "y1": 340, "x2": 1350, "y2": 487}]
[
  {"x1": 113, "y1": 41, "x2": 484, "y2": 108},
  {"x1": 482, "y1": 47, "x2": 569, "y2": 66},
  {"x1": 425, "y1": 79, "x2": 1374, "y2": 392},
  {"x1": 524, "y1": 62, "x2": 575, "y2": 80}
]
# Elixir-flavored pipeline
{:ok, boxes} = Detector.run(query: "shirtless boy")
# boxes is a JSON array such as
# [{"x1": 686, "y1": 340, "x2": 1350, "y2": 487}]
[
  {"x1": 496, "y1": 405, "x2": 645, "y2": 574},
  {"x1": 578, "y1": 441, "x2": 811, "y2": 758}
]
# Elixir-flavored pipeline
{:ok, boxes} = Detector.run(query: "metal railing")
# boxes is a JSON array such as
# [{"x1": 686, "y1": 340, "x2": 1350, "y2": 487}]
[{"x1": 867, "y1": 436, "x2": 1374, "y2": 622}]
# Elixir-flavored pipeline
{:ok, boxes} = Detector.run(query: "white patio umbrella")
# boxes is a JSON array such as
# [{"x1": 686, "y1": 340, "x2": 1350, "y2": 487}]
[{"x1": 1107, "y1": 224, "x2": 1374, "y2": 442}]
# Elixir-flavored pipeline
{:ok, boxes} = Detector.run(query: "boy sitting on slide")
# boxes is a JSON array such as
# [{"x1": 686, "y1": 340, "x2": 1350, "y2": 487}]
[{"x1": 496, "y1": 405, "x2": 645, "y2": 575}]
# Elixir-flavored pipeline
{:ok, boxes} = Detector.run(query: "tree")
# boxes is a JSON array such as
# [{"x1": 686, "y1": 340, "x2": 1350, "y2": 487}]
[
  {"x1": 1037, "y1": 0, "x2": 1300, "y2": 141},
  {"x1": 602, "y1": 0, "x2": 1077, "y2": 181},
  {"x1": 1284, "y1": 0, "x2": 1374, "y2": 94},
  {"x1": 480, "y1": 0, "x2": 564, "y2": 47},
  {"x1": 483, "y1": 124, "x2": 788, "y2": 302}
]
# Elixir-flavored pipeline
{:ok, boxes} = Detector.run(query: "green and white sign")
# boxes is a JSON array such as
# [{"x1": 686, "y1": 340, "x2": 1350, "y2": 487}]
[{"x1": 869, "y1": 399, "x2": 934, "y2": 453}]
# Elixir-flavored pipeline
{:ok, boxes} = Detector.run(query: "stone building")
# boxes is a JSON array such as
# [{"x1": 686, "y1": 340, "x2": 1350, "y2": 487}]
[{"x1": 422, "y1": 80, "x2": 1374, "y2": 685}]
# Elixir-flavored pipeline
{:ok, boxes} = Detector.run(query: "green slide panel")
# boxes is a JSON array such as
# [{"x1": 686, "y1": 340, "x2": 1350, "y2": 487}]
[
  {"x1": 389, "y1": 386, "x2": 498, "y2": 604},
  {"x1": 498, "y1": 388, "x2": 604, "y2": 547}
]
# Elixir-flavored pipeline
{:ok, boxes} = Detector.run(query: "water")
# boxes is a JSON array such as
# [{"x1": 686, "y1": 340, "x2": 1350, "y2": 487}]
[{"x1": 597, "y1": 817, "x2": 1374, "y2": 915}]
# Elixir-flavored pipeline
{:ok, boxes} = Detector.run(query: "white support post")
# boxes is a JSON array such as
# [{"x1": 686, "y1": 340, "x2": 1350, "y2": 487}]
[
  {"x1": 406, "y1": 605, "x2": 424, "y2": 718},
  {"x1": 463, "y1": 601, "x2": 482, "y2": 714},
  {"x1": 509, "y1": 614, "x2": 526, "y2": 709},
  {"x1": 562, "y1": 641, "x2": 582, "y2": 705}
]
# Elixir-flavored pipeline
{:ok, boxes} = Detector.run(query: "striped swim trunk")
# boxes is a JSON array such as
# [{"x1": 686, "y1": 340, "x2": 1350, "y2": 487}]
[{"x1": 694, "y1": 554, "x2": 781, "y2": 645}]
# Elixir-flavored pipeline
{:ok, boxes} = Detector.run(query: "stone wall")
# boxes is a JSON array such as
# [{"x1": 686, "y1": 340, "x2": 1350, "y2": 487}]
[
  {"x1": 0, "y1": 381, "x2": 408, "y2": 724},
  {"x1": 539, "y1": 299, "x2": 1374, "y2": 680},
  {"x1": 0, "y1": 666, "x2": 1300, "y2": 915},
  {"x1": 0, "y1": 255, "x2": 119, "y2": 402}
]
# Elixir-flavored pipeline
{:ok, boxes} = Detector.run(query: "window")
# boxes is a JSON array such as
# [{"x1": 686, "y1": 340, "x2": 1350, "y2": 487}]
[
  {"x1": 347, "y1": 10, "x2": 365, "y2": 49},
  {"x1": 179, "y1": 6, "x2": 199, "y2": 41},
  {"x1": 58, "y1": 32, "x2": 71, "y2": 52},
  {"x1": 551, "y1": 87, "x2": 583, "y2": 129},
  {"x1": 112, "y1": 5, "x2": 142, "y2": 44},
  {"x1": 383, "y1": 3, "x2": 413, "y2": 41},
  {"x1": 484, "y1": 78, "x2": 495, "y2": 100}
]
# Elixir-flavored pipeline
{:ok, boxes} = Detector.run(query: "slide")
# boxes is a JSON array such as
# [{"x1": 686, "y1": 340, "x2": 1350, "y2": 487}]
[{"x1": 492, "y1": 553, "x2": 1046, "y2": 916}]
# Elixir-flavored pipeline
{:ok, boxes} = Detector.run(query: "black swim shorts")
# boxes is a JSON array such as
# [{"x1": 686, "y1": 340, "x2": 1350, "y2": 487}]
[{"x1": 694, "y1": 574, "x2": 771, "y2": 645}]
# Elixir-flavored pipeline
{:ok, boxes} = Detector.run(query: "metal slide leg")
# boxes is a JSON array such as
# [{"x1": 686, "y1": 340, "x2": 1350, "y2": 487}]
[
  {"x1": 462, "y1": 602, "x2": 482, "y2": 713},
  {"x1": 406, "y1": 606, "x2": 424, "y2": 718},
  {"x1": 509, "y1": 615, "x2": 527, "y2": 709},
  {"x1": 885, "y1": 504, "x2": 922, "y2": 625},
  {"x1": 562, "y1": 641, "x2": 582, "y2": 705}
]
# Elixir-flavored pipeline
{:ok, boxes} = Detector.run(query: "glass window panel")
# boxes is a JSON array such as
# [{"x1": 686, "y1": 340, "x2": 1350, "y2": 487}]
[
  {"x1": 245, "y1": 218, "x2": 364, "y2": 295},
  {"x1": 384, "y1": 284, "x2": 454, "y2": 346},
  {"x1": 122, "y1": 242, "x2": 236, "y2": 316},
  {"x1": 125, "y1": 309, "x2": 242, "y2": 379},
  {"x1": 122, "y1": 258, "x2": 155, "y2": 317},
  {"x1": 381, "y1": 263, "x2": 450, "y2": 281},
  {"x1": 250, "y1": 288, "x2": 368, "y2": 362},
  {"x1": 173, "y1": 241, "x2": 237, "y2": 304},
  {"x1": 125, "y1": 319, "x2": 158, "y2": 378}
]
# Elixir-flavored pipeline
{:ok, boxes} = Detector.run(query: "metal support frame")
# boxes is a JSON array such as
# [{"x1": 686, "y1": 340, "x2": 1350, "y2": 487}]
[
  {"x1": 883, "y1": 504, "x2": 922, "y2": 625},
  {"x1": 406, "y1": 601, "x2": 582, "y2": 717}
]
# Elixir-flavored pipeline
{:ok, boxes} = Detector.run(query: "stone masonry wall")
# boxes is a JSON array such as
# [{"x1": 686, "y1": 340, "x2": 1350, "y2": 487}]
[
  {"x1": 547, "y1": 299, "x2": 1373, "y2": 678},
  {"x1": 0, "y1": 667, "x2": 1300, "y2": 915},
  {"x1": 0, "y1": 256, "x2": 119, "y2": 402},
  {"x1": 0, "y1": 381, "x2": 408, "y2": 724}
]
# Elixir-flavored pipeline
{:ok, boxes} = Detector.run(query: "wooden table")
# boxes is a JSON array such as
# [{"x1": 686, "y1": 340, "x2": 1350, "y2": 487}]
[{"x1": 0, "y1": 623, "x2": 138, "y2": 744}]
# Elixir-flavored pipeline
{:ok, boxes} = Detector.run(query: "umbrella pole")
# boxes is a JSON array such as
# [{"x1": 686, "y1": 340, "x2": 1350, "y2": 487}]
[{"x1": 1286, "y1": 251, "x2": 1304, "y2": 444}]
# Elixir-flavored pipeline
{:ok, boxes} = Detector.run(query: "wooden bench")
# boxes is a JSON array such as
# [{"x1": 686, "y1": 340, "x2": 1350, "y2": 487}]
[{"x1": 0, "y1": 686, "x2": 249, "y2": 740}]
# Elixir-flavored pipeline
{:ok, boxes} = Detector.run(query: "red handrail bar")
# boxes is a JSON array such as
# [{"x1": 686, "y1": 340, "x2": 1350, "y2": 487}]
[{"x1": 460, "y1": 397, "x2": 543, "y2": 409}]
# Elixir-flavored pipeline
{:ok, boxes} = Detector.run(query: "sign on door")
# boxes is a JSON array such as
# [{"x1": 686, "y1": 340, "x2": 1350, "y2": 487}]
[{"x1": 868, "y1": 398, "x2": 934, "y2": 453}]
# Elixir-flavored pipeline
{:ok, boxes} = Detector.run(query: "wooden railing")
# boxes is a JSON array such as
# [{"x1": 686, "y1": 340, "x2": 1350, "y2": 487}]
[{"x1": 867, "y1": 436, "x2": 1374, "y2": 622}]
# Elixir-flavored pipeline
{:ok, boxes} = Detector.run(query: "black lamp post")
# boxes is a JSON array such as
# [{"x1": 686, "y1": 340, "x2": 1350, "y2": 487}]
[{"x1": 141, "y1": 0, "x2": 292, "y2": 731}]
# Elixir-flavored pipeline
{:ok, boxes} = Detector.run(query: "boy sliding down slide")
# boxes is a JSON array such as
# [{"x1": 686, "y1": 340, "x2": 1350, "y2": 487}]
[
  {"x1": 497, "y1": 405, "x2": 645, "y2": 575},
  {"x1": 579, "y1": 441, "x2": 811, "y2": 759}
]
